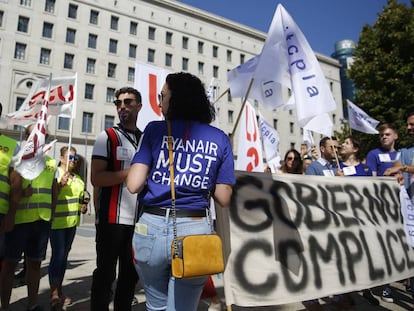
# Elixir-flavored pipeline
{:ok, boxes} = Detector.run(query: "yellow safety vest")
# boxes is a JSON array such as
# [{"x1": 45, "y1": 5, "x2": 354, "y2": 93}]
[
  {"x1": 16, "y1": 156, "x2": 56, "y2": 224},
  {"x1": 52, "y1": 167, "x2": 84, "y2": 229},
  {"x1": 0, "y1": 135, "x2": 18, "y2": 215}
]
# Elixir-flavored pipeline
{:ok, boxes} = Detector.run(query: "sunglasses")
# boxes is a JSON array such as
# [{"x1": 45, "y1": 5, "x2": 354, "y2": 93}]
[
  {"x1": 69, "y1": 155, "x2": 79, "y2": 161},
  {"x1": 113, "y1": 98, "x2": 134, "y2": 107},
  {"x1": 287, "y1": 156, "x2": 298, "y2": 161}
]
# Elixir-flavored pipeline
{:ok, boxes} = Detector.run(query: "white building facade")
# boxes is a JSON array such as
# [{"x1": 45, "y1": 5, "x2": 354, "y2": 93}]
[{"x1": 0, "y1": 0, "x2": 343, "y2": 190}]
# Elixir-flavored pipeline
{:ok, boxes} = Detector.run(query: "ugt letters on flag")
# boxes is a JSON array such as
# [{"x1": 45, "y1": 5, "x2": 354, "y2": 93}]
[{"x1": 7, "y1": 75, "x2": 77, "y2": 125}]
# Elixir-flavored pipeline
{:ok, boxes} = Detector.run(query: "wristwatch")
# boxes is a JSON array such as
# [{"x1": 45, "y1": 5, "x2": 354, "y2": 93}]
[{"x1": 403, "y1": 165, "x2": 409, "y2": 172}]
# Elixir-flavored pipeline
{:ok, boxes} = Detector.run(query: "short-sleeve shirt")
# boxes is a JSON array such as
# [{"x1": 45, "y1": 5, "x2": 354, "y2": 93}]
[
  {"x1": 92, "y1": 126, "x2": 141, "y2": 225},
  {"x1": 131, "y1": 120, "x2": 235, "y2": 210},
  {"x1": 366, "y1": 148, "x2": 398, "y2": 176}
]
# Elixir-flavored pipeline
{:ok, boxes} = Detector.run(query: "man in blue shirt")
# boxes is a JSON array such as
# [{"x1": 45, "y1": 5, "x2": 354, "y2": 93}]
[
  {"x1": 305, "y1": 136, "x2": 339, "y2": 176},
  {"x1": 366, "y1": 124, "x2": 399, "y2": 177}
]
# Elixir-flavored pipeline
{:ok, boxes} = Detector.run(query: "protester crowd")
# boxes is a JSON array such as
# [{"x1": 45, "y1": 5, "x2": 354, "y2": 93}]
[{"x1": 1, "y1": 75, "x2": 414, "y2": 311}]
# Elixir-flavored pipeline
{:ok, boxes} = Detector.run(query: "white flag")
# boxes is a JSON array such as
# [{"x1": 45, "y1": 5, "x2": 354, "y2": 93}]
[
  {"x1": 347, "y1": 100, "x2": 379, "y2": 134},
  {"x1": 302, "y1": 127, "x2": 314, "y2": 151},
  {"x1": 14, "y1": 76, "x2": 52, "y2": 180},
  {"x1": 6, "y1": 75, "x2": 77, "y2": 125},
  {"x1": 276, "y1": 5, "x2": 336, "y2": 134},
  {"x1": 258, "y1": 113, "x2": 280, "y2": 162},
  {"x1": 206, "y1": 78, "x2": 221, "y2": 129},
  {"x1": 135, "y1": 62, "x2": 170, "y2": 131},
  {"x1": 236, "y1": 102, "x2": 264, "y2": 172}
]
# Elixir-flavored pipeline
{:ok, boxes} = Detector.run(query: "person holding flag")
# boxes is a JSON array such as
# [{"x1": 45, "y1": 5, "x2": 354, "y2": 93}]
[
  {"x1": 49, "y1": 146, "x2": 88, "y2": 310},
  {"x1": 1, "y1": 123, "x2": 58, "y2": 311}
]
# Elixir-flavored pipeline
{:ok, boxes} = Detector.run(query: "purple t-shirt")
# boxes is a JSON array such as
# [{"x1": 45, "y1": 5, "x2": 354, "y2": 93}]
[
  {"x1": 366, "y1": 148, "x2": 398, "y2": 176},
  {"x1": 131, "y1": 120, "x2": 235, "y2": 210}
]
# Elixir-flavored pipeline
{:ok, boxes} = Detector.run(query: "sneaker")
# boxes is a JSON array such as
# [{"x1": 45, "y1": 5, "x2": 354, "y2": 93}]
[
  {"x1": 381, "y1": 288, "x2": 394, "y2": 303},
  {"x1": 362, "y1": 289, "x2": 379, "y2": 306}
]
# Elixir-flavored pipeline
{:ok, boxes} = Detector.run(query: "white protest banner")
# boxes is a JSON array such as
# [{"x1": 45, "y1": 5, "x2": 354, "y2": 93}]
[
  {"x1": 236, "y1": 102, "x2": 264, "y2": 172},
  {"x1": 7, "y1": 75, "x2": 76, "y2": 125},
  {"x1": 347, "y1": 100, "x2": 379, "y2": 134},
  {"x1": 221, "y1": 172, "x2": 413, "y2": 307},
  {"x1": 135, "y1": 62, "x2": 170, "y2": 131}
]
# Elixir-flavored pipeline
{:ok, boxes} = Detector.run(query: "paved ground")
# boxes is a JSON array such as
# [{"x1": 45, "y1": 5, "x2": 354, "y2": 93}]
[{"x1": 7, "y1": 220, "x2": 414, "y2": 311}]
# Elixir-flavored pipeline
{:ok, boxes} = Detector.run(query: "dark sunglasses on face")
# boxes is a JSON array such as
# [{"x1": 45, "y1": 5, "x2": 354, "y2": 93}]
[
  {"x1": 287, "y1": 156, "x2": 298, "y2": 161},
  {"x1": 69, "y1": 155, "x2": 79, "y2": 161},
  {"x1": 113, "y1": 98, "x2": 134, "y2": 107}
]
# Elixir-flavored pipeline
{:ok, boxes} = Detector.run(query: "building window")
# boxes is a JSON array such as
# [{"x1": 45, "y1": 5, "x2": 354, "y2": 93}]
[
  {"x1": 104, "y1": 115, "x2": 115, "y2": 129},
  {"x1": 40, "y1": 48, "x2": 51, "y2": 65},
  {"x1": 17, "y1": 16, "x2": 29, "y2": 33},
  {"x1": 109, "y1": 38, "x2": 117, "y2": 53},
  {"x1": 58, "y1": 117, "x2": 70, "y2": 130},
  {"x1": 14, "y1": 43, "x2": 26, "y2": 60},
  {"x1": 198, "y1": 41, "x2": 204, "y2": 54},
  {"x1": 227, "y1": 50, "x2": 232, "y2": 62},
  {"x1": 148, "y1": 26, "x2": 155, "y2": 40},
  {"x1": 240, "y1": 54, "x2": 245, "y2": 64},
  {"x1": 44, "y1": 0, "x2": 55, "y2": 13},
  {"x1": 290, "y1": 142, "x2": 295, "y2": 150},
  {"x1": 0, "y1": 11, "x2": 3, "y2": 27},
  {"x1": 128, "y1": 67, "x2": 135, "y2": 82},
  {"x1": 148, "y1": 49, "x2": 155, "y2": 63},
  {"x1": 66, "y1": 28, "x2": 76, "y2": 44},
  {"x1": 129, "y1": 44, "x2": 137, "y2": 58},
  {"x1": 333, "y1": 113, "x2": 336, "y2": 124},
  {"x1": 64, "y1": 53, "x2": 74, "y2": 69},
  {"x1": 273, "y1": 119, "x2": 278, "y2": 129},
  {"x1": 68, "y1": 3, "x2": 78, "y2": 19},
  {"x1": 212, "y1": 45, "x2": 218, "y2": 58},
  {"x1": 289, "y1": 122, "x2": 294, "y2": 134},
  {"x1": 86, "y1": 58, "x2": 96, "y2": 74},
  {"x1": 213, "y1": 65, "x2": 219, "y2": 78},
  {"x1": 90, "y1": 10, "x2": 99, "y2": 25},
  {"x1": 198, "y1": 62, "x2": 204, "y2": 75},
  {"x1": 182, "y1": 36, "x2": 188, "y2": 49},
  {"x1": 107, "y1": 63, "x2": 116, "y2": 78},
  {"x1": 88, "y1": 34, "x2": 97, "y2": 49},
  {"x1": 42, "y1": 22, "x2": 53, "y2": 38},
  {"x1": 227, "y1": 91, "x2": 232, "y2": 102},
  {"x1": 228, "y1": 110, "x2": 234, "y2": 123},
  {"x1": 15, "y1": 97, "x2": 25, "y2": 111},
  {"x1": 106, "y1": 88, "x2": 115, "y2": 103},
  {"x1": 84, "y1": 83, "x2": 94, "y2": 100},
  {"x1": 166, "y1": 32, "x2": 172, "y2": 45},
  {"x1": 182, "y1": 58, "x2": 188, "y2": 71},
  {"x1": 82, "y1": 112, "x2": 93, "y2": 133},
  {"x1": 110, "y1": 15, "x2": 119, "y2": 30},
  {"x1": 20, "y1": 0, "x2": 31, "y2": 6},
  {"x1": 165, "y1": 53, "x2": 172, "y2": 67},
  {"x1": 130, "y1": 21, "x2": 137, "y2": 35}
]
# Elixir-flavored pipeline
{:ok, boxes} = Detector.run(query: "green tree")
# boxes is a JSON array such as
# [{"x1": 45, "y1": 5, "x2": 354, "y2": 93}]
[{"x1": 347, "y1": 0, "x2": 414, "y2": 153}]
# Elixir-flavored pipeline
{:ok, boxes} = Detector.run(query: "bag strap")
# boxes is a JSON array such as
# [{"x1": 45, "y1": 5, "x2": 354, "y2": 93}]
[{"x1": 167, "y1": 120, "x2": 179, "y2": 258}]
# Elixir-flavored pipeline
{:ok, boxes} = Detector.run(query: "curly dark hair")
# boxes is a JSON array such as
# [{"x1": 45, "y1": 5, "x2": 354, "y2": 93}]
[{"x1": 165, "y1": 72, "x2": 215, "y2": 123}]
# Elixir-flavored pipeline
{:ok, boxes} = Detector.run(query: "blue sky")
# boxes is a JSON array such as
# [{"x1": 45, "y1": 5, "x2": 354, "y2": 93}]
[{"x1": 176, "y1": 0, "x2": 411, "y2": 56}]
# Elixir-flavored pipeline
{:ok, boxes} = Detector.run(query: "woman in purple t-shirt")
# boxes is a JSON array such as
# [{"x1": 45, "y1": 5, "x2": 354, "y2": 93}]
[{"x1": 127, "y1": 72, "x2": 235, "y2": 311}]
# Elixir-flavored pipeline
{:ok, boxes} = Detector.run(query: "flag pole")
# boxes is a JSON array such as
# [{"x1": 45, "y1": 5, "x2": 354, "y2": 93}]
[
  {"x1": 230, "y1": 78, "x2": 254, "y2": 143},
  {"x1": 212, "y1": 88, "x2": 230, "y2": 105}
]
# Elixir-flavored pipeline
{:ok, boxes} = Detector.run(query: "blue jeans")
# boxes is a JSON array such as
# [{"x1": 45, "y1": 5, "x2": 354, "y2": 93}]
[
  {"x1": 48, "y1": 226, "x2": 76, "y2": 285},
  {"x1": 132, "y1": 213, "x2": 212, "y2": 311}
]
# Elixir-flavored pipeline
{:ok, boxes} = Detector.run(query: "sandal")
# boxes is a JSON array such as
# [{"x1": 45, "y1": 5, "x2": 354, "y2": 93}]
[{"x1": 50, "y1": 297, "x2": 63, "y2": 311}]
